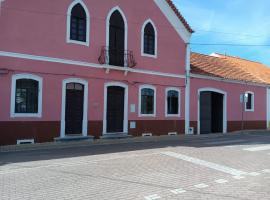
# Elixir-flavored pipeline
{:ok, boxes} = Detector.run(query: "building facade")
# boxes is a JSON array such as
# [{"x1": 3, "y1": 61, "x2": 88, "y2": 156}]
[
  {"x1": 0, "y1": 0, "x2": 193, "y2": 145},
  {"x1": 189, "y1": 53, "x2": 270, "y2": 134}
]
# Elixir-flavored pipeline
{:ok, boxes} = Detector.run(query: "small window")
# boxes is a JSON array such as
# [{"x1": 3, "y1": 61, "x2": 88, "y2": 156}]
[
  {"x1": 70, "y1": 3, "x2": 87, "y2": 42},
  {"x1": 245, "y1": 92, "x2": 254, "y2": 111},
  {"x1": 166, "y1": 89, "x2": 180, "y2": 116},
  {"x1": 11, "y1": 74, "x2": 42, "y2": 118},
  {"x1": 142, "y1": 21, "x2": 156, "y2": 57},
  {"x1": 139, "y1": 86, "x2": 156, "y2": 116}
]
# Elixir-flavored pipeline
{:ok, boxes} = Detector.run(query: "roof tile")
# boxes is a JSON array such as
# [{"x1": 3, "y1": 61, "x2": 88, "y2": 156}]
[{"x1": 191, "y1": 52, "x2": 270, "y2": 85}]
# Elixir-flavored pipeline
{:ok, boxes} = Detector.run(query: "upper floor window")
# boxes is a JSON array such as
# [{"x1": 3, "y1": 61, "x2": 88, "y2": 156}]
[
  {"x1": 245, "y1": 91, "x2": 254, "y2": 111},
  {"x1": 11, "y1": 74, "x2": 43, "y2": 118},
  {"x1": 141, "y1": 20, "x2": 157, "y2": 58},
  {"x1": 166, "y1": 88, "x2": 180, "y2": 117},
  {"x1": 67, "y1": 1, "x2": 90, "y2": 46},
  {"x1": 139, "y1": 85, "x2": 156, "y2": 117}
]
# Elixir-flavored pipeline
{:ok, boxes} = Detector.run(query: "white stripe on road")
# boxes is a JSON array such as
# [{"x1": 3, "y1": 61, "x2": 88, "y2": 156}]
[
  {"x1": 243, "y1": 145, "x2": 270, "y2": 152},
  {"x1": 144, "y1": 194, "x2": 161, "y2": 200},
  {"x1": 194, "y1": 183, "x2": 209, "y2": 189},
  {"x1": 205, "y1": 140, "x2": 246, "y2": 145},
  {"x1": 215, "y1": 179, "x2": 228, "y2": 184},
  {"x1": 248, "y1": 172, "x2": 261, "y2": 176},
  {"x1": 262, "y1": 169, "x2": 270, "y2": 173},
  {"x1": 161, "y1": 151, "x2": 247, "y2": 176},
  {"x1": 233, "y1": 176, "x2": 245, "y2": 180},
  {"x1": 170, "y1": 188, "x2": 186, "y2": 194}
]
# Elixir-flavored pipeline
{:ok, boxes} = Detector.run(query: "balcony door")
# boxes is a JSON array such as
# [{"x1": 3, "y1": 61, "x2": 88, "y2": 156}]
[{"x1": 109, "y1": 10, "x2": 125, "y2": 67}]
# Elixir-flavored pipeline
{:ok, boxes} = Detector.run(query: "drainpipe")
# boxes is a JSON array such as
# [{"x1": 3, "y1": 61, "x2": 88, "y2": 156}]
[{"x1": 185, "y1": 43, "x2": 191, "y2": 134}]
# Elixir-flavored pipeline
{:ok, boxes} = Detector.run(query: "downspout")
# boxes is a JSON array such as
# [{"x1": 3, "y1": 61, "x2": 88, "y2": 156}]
[{"x1": 185, "y1": 43, "x2": 191, "y2": 134}]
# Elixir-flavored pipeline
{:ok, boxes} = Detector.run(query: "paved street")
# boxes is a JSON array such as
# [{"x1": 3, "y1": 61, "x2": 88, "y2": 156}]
[{"x1": 1, "y1": 132, "x2": 270, "y2": 200}]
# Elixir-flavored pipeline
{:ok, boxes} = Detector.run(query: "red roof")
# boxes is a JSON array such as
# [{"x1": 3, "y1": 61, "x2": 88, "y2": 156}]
[
  {"x1": 165, "y1": 0, "x2": 194, "y2": 33},
  {"x1": 191, "y1": 52, "x2": 270, "y2": 85}
]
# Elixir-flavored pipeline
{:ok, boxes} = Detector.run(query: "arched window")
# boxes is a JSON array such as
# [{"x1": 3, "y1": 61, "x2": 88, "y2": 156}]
[
  {"x1": 109, "y1": 10, "x2": 125, "y2": 66},
  {"x1": 142, "y1": 20, "x2": 157, "y2": 57},
  {"x1": 70, "y1": 4, "x2": 86, "y2": 42},
  {"x1": 67, "y1": 1, "x2": 90, "y2": 46},
  {"x1": 166, "y1": 88, "x2": 180, "y2": 117},
  {"x1": 139, "y1": 85, "x2": 156, "y2": 117},
  {"x1": 11, "y1": 74, "x2": 43, "y2": 117}
]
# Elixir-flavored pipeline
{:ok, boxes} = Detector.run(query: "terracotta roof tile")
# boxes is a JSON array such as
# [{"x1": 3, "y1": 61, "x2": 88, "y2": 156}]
[
  {"x1": 165, "y1": 0, "x2": 194, "y2": 33},
  {"x1": 191, "y1": 52, "x2": 270, "y2": 85}
]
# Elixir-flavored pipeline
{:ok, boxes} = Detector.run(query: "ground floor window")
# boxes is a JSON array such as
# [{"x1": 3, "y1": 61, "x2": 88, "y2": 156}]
[
  {"x1": 166, "y1": 88, "x2": 180, "y2": 116},
  {"x1": 11, "y1": 74, "x2": 42, "y2": 117},
  {"x1": 245, "y1": 91, "x2": 254, "y2": 111},
  {"x1": 139, "y1": 85, "x2": 156, "y2": 116}
]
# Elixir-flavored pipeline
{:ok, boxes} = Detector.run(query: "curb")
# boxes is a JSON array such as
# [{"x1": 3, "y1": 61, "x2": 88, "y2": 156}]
[{"x1": 0, "y1": 131, "x2": 268, "y2": 153}]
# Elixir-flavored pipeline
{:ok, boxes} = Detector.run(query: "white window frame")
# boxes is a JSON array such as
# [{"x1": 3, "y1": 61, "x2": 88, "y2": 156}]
[
  {"x1": 165, "y1": 87, "x2": 181, "y2": 117},
  {"x1": 138, "y1": 85, "x2": 156, "y2": 117},
  {"x1": 66, "y1": 0, "x2": 90, "y2": 46},
  {"x1": 245, "y1": 91, "x2": 255, "y2": 112},
  {"x1": 10, "y1": 73, "x2": 43, "y2": 118},
  {"x1": 141, "y1": 19, "x2": 158, "y2": 58}
]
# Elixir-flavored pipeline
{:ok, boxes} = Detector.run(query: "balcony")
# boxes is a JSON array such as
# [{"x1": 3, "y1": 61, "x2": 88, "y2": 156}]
[{"x1": 98, "y1": 46, "x2": 137, "y2": 69}]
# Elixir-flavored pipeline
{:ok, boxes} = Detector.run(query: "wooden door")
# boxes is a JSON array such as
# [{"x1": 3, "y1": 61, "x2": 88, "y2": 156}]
[
  {"x1": 107, "y1": 86, "x2": 125, "y2": 133},
  {"x1": 65, "y1": 83, "x2": 84, "y2": 135},
  {"x1": 200, "y1": 92, "x2": 212, "y2": 134}
]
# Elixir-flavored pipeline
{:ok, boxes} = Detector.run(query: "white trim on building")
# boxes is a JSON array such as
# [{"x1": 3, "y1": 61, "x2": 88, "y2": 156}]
[
  {"x1": 0, "y1": 51, "x2": 186, "y2": 79},
  {"x1": 66, "y1": 0, "x2": 90, "y2": 46},
  {"x1": 267, "y1": 88, "x2": 270, "y2": 129},
  {"x1": 60, "y1": 78, "x2": 88, "y2": 138},
  {"x1": 10, "y1": 73, "x2": 43, "y2": 118},
  {"x1": 197, "y1": 87, "x2": 227, "y2": 135},
  {"x1": 138, "y1": 84, "x2": 157, "y2": 117},
  {"x1": 141, "y1": 19, "x2": 158, "y2": 58},
  {"x1": 153, "y1": 0, "x2": 192, "y2": 43},
  {"x1": 165, "y1": 87, "x2": 181, "y2": 117}
]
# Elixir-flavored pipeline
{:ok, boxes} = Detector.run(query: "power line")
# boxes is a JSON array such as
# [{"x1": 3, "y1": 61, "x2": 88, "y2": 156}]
[
  {"x1": 194, "y1": 29, "x2": 268, "y2": 38},
  {"x1": 190, "y1": 43, "x2": 270, "y2": 47}
]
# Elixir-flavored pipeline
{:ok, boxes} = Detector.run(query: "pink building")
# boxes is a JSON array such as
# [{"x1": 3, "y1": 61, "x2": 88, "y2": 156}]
[
  {"x1": 1, "y1": 1, "x2": 269, "y2": 146},
  {"x1": 189, "y1": 53, "x2": 270, "y2": 134},
  {"x1": 0, "y1": 0, "x2": 193, "y2": 145}
]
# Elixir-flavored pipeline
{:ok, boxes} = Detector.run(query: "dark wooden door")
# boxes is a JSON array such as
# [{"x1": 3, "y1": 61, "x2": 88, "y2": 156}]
[
  {"x1": 65, "y1": 83, "x2": 84, "y2": 135},
  {"x1": 109, "y1": 10, "x2": 125, "y2": 66},
  {"x1": 107, "y1": 86, "x2": 125, "y2": 133},
  {"x1": 212, "y1": 92, "x2": 223, "y2": 133},
  {"x1": 200, "y1": 92, "x2": 212, "y2": 134}
]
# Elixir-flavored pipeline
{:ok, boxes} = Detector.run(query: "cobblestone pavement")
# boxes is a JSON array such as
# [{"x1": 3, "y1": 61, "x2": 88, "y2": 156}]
[{"x1": 1, "y1": 132, "x2": 270, "y2": 200}]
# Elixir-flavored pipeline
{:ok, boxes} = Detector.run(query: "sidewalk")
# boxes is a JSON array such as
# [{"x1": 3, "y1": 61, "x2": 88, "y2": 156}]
[{"x1": 1, "y1": 130, "x2": 268, "y2": 153}]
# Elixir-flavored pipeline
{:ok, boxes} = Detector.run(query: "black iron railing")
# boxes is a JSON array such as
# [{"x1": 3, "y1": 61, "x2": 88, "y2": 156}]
[{"x1": 98, "y1": 46, "x2": 136, "y2": 68}]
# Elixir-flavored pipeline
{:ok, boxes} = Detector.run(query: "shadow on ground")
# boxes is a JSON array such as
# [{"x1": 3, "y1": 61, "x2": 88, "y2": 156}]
[{"x1": 0, "y1": 132, "x2": 270, "y2": 167}]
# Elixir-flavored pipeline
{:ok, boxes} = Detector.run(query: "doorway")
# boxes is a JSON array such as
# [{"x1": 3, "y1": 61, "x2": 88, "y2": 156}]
[
  {"x1": 65, "y1": 83, "x2": 84, "y2": 135},
  {"x1": 103, "y1": 82, "x2": 128, "y2": 135},
  {"x1": 198, "y1": 88, "x2": 227, "y2": 134},
  {"x1": 60, "y1": 79, "x2": 88, "y2": 138}
]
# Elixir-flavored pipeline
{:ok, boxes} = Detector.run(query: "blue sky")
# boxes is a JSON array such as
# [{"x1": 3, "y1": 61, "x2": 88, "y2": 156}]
[{"x1": 173, "y1": 0, "x2": 270, "y2": 66}]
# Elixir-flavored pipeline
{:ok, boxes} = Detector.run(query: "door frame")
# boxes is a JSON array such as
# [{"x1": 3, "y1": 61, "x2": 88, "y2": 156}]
[
  {"x1": 197, "y1": 87, "x2": 227, "y2": 135},
  {"x1": 103, "y1": 82, "x2": 128, "y2": 135},
  {"x1": 60, "y1": 78, "x2": 88, "y2": 138}
]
